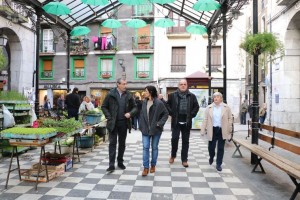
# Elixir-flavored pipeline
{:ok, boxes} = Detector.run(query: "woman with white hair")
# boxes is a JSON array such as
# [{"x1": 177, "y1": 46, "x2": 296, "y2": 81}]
[{"x1": 200, "y1": 92, "x2": 233, "y2": 172}]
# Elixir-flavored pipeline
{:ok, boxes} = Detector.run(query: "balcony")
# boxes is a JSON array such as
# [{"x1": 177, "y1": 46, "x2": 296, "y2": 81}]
[
  {"x1": 133, "y1": 4, "x2": 154, "y2": 20},
  {"x1": 132, "y1": 36, "x2": 154, "y2": 53},
  {"x1": 41, "y1": 71, "x2": 53, "y2": 79},
  {"x1": 94, "y1": 35, "x2": 117, "y2": 55},
  {"x1": 74, "y1": 69, "x2": 85, "y2": 78},
  {"x1": 167, "y1": 27, "x2": 191, "y2": 39},
  {"x1": 40, "y1": 39, "x2": 56, "y2": 55},
  {"x1": 137, "y1": 71, "x2": 150, "y2": 78},
  {"x1": 100, "y1": 71, "x2": 112, "y2": 79},
  {"x1": 71, "y1": 38, "x2": 89, "y2": 55},
  {"x1": 0, "y1": 0, "x2": 28, "y2": 23},
  {"x1": 171, "y1": 65, "x2": 186, "y2": 72}
]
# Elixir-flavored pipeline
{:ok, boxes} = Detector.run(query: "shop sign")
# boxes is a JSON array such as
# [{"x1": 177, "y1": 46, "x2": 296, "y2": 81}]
[{"x1": 43, "y1": 84, "x2": 61, "y2": 89}]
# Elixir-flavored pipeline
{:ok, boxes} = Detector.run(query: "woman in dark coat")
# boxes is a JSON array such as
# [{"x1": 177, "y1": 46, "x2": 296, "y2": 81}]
[{"x1": 139, "y1": 86, "x2": 169, "y2": 176}]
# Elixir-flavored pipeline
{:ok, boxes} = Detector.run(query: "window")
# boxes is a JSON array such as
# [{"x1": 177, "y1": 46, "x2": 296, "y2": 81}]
[
  {"x1": 99, "y1": 57, "x2": 114, "y2": 79},
  {"x1": 206, "y1": 46, "x2": 221, "y2": 72},
  {"x1": 261, "y1": 16, "x2": 266, "y2": 32},
  {"x1": 135, "y1": 55, "x2": 152, "y2": 79},
  {"x1": 72, "y1": 58, "x2": 85, "y2": 79},
  {"x1": 168, "y1": 12, "x2": 187, "y2": 33},
  {"x1": 135, "y1": 3, "x2": 153, "y2": 16},
  {"x1": 42, "y1": 29, "x2": 54, "y2": 52},
  {"x1": 171, "y1": 47, "x2": 186, "y2": 72},
  {"x1": 40, "y1": 58, "x2": 53, "y2": 79}
]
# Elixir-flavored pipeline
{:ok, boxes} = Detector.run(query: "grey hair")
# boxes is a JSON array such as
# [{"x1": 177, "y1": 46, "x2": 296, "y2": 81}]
[
  {"x1": 116, "y1": 78, "x2": 126, "y2": 84},
  {"x1": 213, "y1": 92, "x2": 223, "y2": 98}
]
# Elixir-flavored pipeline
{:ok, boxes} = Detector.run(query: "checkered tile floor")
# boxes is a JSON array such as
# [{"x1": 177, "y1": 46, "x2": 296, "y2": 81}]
[{"x1": 0, "y1": 131, "x2": 254, "y2": 200}]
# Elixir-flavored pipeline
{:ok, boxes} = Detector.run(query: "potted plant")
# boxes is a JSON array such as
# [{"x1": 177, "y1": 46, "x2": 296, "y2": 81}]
[
  {"x1": 138, "y1": 34, "x2": 150, "y2": 44},
  {"x1": 240, "y1": 32, "x2": 284, "y2": 58},
  {"x1": 138, "y1": 72, "x2": 149, "y2": 78},
  {"x1": 101, "y1": 72, "x2": 111, "y2": 79}
]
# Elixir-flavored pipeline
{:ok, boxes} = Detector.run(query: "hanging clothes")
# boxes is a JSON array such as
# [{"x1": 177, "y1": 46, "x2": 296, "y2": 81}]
[{"x1": 101, "y1": 36, "x2": 107, "y2": 50}]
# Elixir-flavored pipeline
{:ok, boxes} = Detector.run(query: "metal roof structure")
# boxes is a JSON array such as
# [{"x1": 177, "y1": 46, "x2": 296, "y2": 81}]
[{"x1": 18, "y1": 0, "x2": 249, "y2": 32}]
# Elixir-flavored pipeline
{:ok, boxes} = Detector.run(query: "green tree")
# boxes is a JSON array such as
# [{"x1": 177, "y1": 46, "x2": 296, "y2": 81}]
[{"x1": 0, "y1": 48, "x2": 6, "y2": 71}]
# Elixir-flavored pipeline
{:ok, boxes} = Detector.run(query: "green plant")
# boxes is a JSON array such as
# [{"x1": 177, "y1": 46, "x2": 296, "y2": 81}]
[
  {"x1": 0, "y1": 91, "x2": 27, "y2": 101},
  {"x1": 240, "y1": 32, "x2": 284, "y2": 58},
  {"x1": 0, "y1": 48, "x2": 6, "y2": 71},
  {"x1": 139, "y1": 34, "x2": 147, "y2": 39}
]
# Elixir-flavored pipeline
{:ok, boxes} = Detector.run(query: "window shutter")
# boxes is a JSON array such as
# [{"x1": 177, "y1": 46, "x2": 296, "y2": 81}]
[
  {"x1": 101, "y1": 27, "x2": 112, "y2": 35},
  {"x1": 43, "y1": 60, "x2": 52, "y2": 71},
  {"x1": 74, "y1": 59, "x2": 85, "y2": 68},
  {"x1": 137, "y1": 25, "x2": 150, "y2": 36}
]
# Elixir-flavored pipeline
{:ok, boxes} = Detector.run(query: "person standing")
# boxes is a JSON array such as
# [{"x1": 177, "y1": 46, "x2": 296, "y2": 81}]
[
  {"x1": 57, "y1": 94, "x2": 65, "y2": 118},
  {"x1": 101, "y1": 78, "x2": 137, "y2": 172},
  {"x1": 200, "y1": 92, "x2": 233, "y2": 172},
  {"x1": 167, "y1": 79, "x2": 199, "y2": 167},
  {"x1": 139, "y1": 86, "x2": 169, "y2": 176},
  {"x1": 79, "y1": 96, "x2": 95, "y2": 113},
  {"x1": 240, "y1": 100, "x2": 248, "y2": 125},
  {"x1": 65, "y1": 88, "x2": 81, "y2": 120},
  {"x1": 132, "y1": 96, "x2": 142, "y2": 130}
]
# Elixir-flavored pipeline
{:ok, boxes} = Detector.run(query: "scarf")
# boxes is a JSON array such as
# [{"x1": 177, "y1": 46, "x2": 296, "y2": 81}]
[{"x1": 178, "y1": 89, "x2": 188, "y2": 115}]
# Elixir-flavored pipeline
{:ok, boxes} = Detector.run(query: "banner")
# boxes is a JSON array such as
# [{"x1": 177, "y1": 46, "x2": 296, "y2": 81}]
[{"x1": 190, "y1": 89, "x2": 208, "y2": 129}]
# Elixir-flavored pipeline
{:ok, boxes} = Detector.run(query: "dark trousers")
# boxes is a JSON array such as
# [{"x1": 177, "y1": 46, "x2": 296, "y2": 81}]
[
  {"x1": 109, "y1": 120, "x2": 127, "y2": 167},
  {"x1": 208, "y1": 127, "x2": 225, "y2": 166},
  {"x1": 171, "y1": 123, "x2": 190, "y2": 162},
  {"x1": 67, "y1": 108, "x2": 78, "y2": 120},
  {"x1": 241, "y1": 112, "x2": 246, "y2": 124}
]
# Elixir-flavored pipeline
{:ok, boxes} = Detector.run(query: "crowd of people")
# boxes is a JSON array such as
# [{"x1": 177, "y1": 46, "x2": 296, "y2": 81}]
[{"x1": 43, "y1": 78, "x2": 268, "y2": 176}]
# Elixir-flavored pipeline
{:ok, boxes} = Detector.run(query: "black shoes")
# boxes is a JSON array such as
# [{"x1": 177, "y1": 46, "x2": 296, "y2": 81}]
[
  {"x1": 106, "y1": 166, "x2": 115, "y2": 172},
  {"x1": 118, "y1": 163, "x2": 126, "y2": 170},
  {"x1": 216, "y1": 165, "x2": 222, "y2": 172},
  {"x1": 209, "y1": 158, "x2": 213, "y2": 165}
]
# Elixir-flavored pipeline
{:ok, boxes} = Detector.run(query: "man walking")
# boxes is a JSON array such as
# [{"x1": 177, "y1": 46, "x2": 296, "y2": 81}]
[
  {"x1": 167, "y1": 79, "x2": 199, "y2": 167},
  {"x1": 65, "y1": 88, "x2": 81, "y2": 120},
  {"x1": 200, "y1": 92, "x2": 233, "y2": 172},
  {"x1": 101, "y1": 78, "x2": 137, "y2": 172},
  {"x1": 240, "y1": 100, "x2": 248, "y2": 125}
]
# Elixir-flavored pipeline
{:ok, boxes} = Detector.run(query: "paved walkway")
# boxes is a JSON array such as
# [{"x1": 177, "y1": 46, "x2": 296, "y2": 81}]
[{"x1": 0, "y1": 123, "x2": 298, "y2": 200}]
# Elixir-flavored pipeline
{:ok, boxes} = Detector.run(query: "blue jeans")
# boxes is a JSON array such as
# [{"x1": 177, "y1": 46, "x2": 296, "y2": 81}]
[{"x1": 142, "y1": 133, "x2": 162, "y2": 168}]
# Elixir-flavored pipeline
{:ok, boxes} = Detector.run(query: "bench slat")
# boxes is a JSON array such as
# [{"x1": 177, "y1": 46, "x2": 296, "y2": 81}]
[
  {"x1": 233, "y1": 138, "x2": 300, "y2": 173},
  {"x1": 274, "y1": 127, "x2": 300, "y2": 138},
  {"x1": 258, "y1": 134, "x2": 300, "y2": 155}
]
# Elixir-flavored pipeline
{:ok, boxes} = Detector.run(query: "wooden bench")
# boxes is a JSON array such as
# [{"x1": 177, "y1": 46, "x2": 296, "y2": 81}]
[{"x1": 231, "y1": 122, "x2": 300, "y2": 200}]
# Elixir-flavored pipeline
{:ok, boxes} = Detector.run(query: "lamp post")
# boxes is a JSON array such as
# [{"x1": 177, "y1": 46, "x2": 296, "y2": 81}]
[
  {"x1": 207, "y1": 28, "x2": 212, "y2": 104},
  {"x1": 119, "y1": 58, "x2": 126, "y2": 79},
  {"x1": 0, "y1": 34, "x2": 8, "y2": 46},
  {"x1": 251, "y1": 0, "x2": 259, "y2": 164}
]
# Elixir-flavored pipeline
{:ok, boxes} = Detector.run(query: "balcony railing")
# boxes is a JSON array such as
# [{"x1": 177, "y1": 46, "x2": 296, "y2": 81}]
[
  {"x1": 167, "y1": 27, "x2": 187, "y2": 34},
  {"x1": 41, "y1": 71, "x2": 53, "y2": 78},
  {"x1": 40, "y1": 39, "x2": 56, "y2": 53},
  {"x1": 132, "y1": 36, "x2": 154, "y2": 50},
  {"x1": 93, "y1": 35, "x2": 117, "y2": 51},
  {"x1": 0, "y1": 0, "x2": 28, "y2": 23},
  {"x1": 133, "y1": 4, "x2": 154, "y2": 17},
  {"x1": 71, "y1": 38, "x2": 89, "y2": 54},
  {"x1": 137, "y1": 71, "x2": 150, "y2": 78},
  {"x1": 74, "y1": 68, "x2": 85, "y2": 78},
  {"x1": 101, "y1": 71, "x2": 112, "y2": 79},
  {"x1": 171, "y1": 65, "x2": 186, "y2": 72}
]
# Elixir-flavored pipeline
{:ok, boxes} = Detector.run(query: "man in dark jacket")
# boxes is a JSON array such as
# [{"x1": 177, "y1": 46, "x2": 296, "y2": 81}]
[
  {"x1": 167, "y1": 79, "x2": 200, "y2": 168},
  {"x1": 101, "y1": 78, "x2": 137, "y2": 172},
  {"x1": 65, "y1": 88, "x2": 80, "y2": 120}
]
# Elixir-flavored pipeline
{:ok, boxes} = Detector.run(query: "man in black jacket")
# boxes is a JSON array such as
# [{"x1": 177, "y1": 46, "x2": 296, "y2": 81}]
[
  {"x1": 65, "y1": 88, "x2": 81, "y2": 120},
  {"x1": 101, "y1": 78, "x2": 137, "y2": 172},
  {"x1": 167, "y1": 79, "x2": 199, "y2": 168}
]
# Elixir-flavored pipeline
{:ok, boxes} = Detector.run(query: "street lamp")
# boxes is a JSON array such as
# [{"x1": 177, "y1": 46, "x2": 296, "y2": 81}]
[
  {"x1": 230, "y1": 9, "x2": 243, "y2": 20},
  {"x1": 0, "y1": 34, "x2": 8, "y2": 47},
  {"x1": 118, "y1": 58, "x2": 126, "y2": 79}
]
